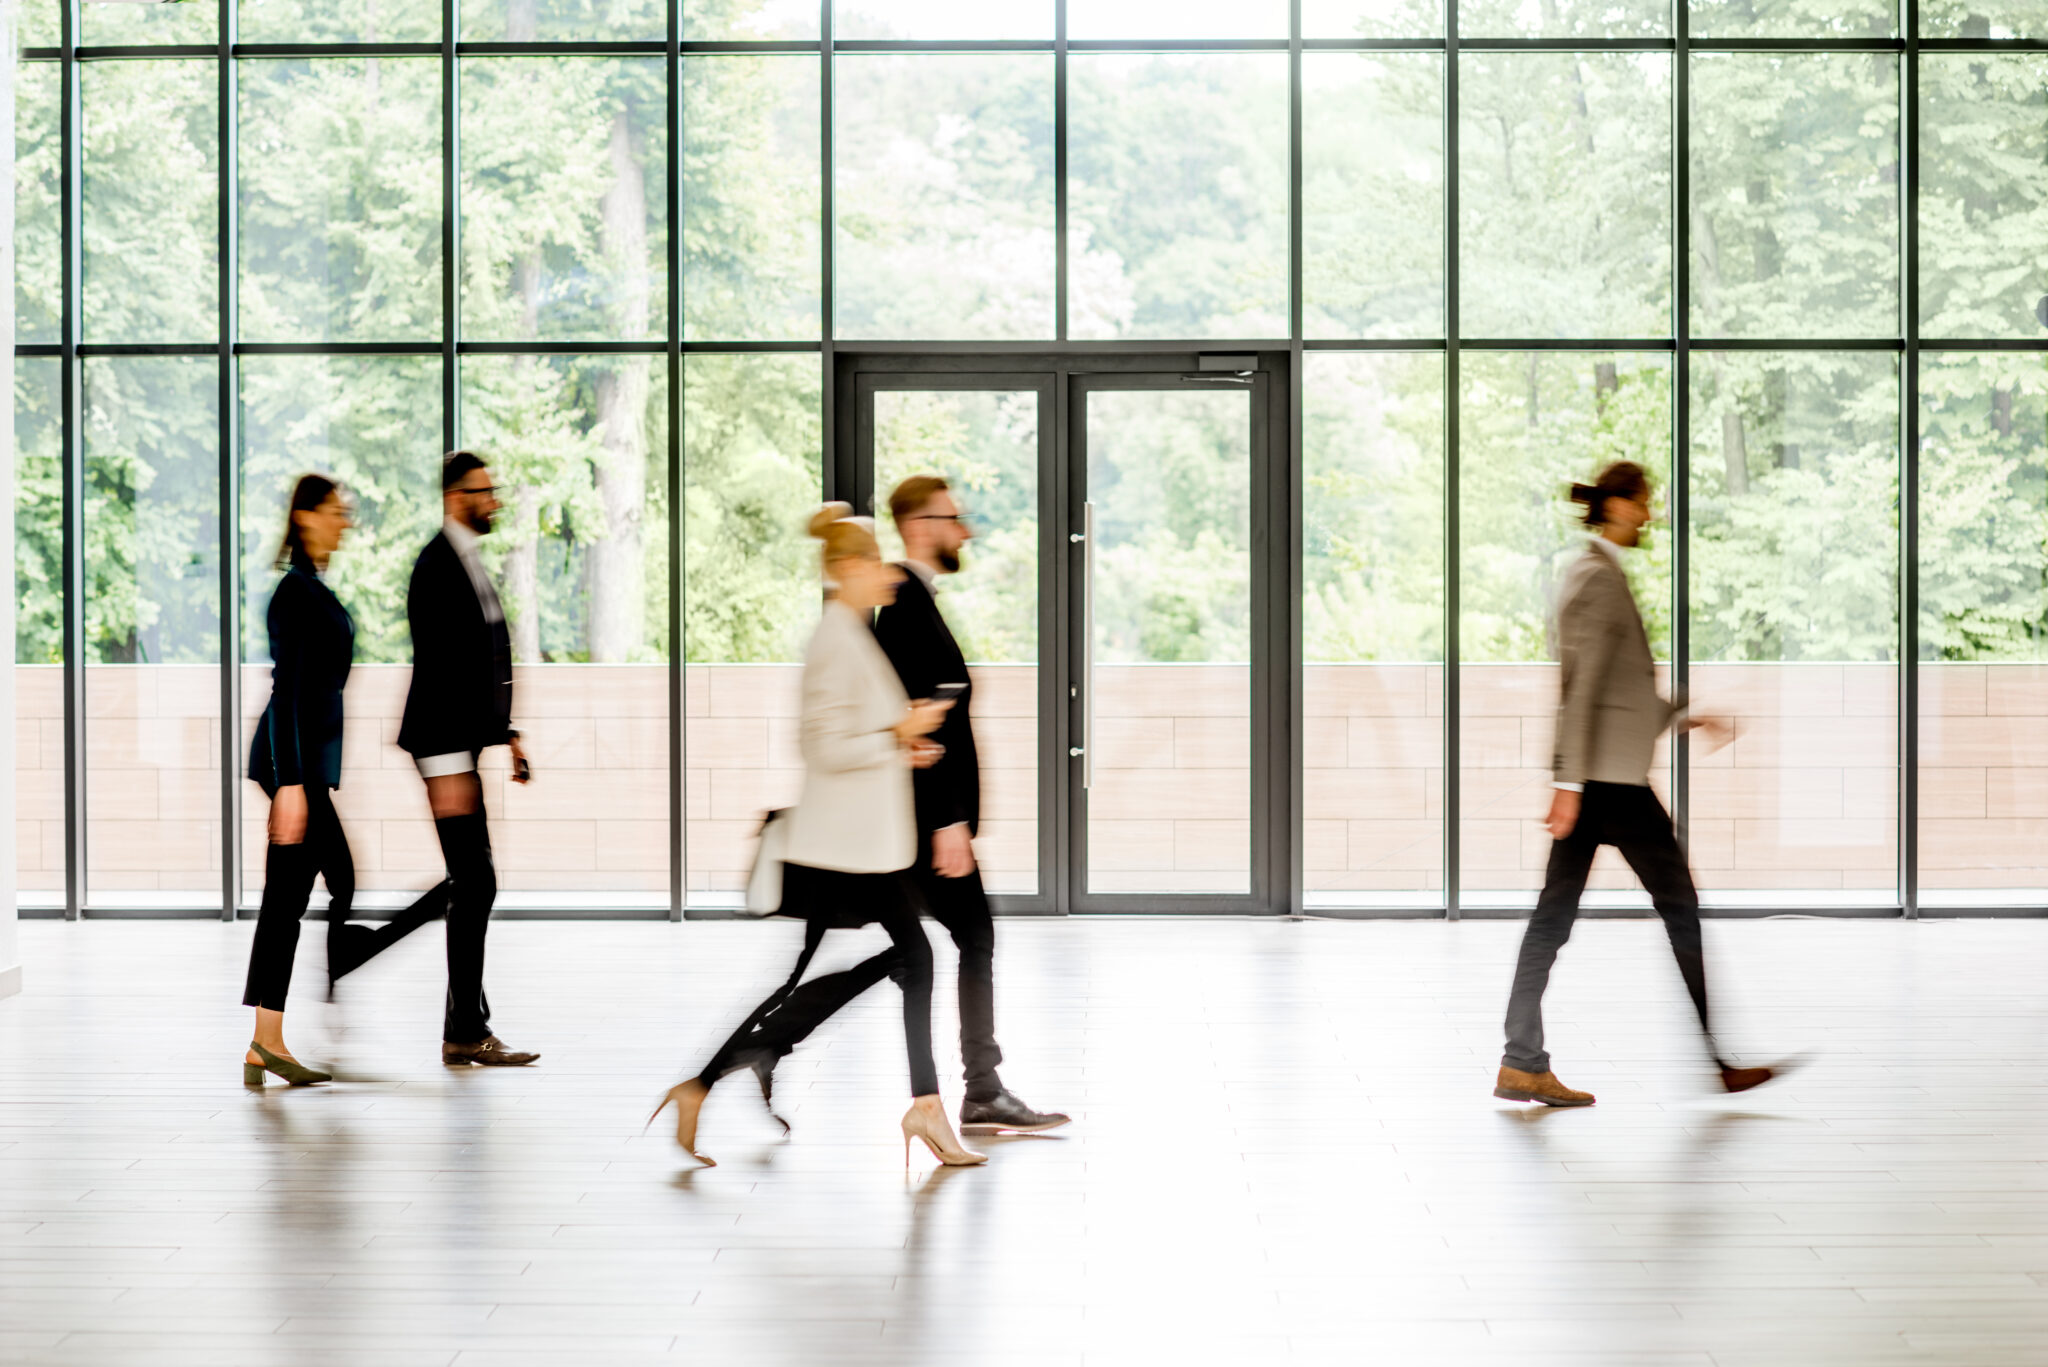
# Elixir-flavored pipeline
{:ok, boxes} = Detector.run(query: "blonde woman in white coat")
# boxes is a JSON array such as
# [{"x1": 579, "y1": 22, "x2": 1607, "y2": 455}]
[{"x1": 653, "y1": 506, "x2": 986, "y2": 1168}]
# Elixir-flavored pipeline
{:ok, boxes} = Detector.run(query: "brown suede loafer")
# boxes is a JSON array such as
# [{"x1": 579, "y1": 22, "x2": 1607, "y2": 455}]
[
  {"x1": 1719, "y1": 1064, "x2": 1775, "y2": 1093},
  {"x1": 442, "y1": 1035, "x2": 540, "y2": 1067},
  {"x1": 1494, "y1": 1066, "x2": 1595, "y2": 1107}
]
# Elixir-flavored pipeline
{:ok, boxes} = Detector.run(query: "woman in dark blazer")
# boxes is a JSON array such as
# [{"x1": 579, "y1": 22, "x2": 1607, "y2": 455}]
[{"x1": 241, "y1": 474, "x2": 356, "y2": 1086}]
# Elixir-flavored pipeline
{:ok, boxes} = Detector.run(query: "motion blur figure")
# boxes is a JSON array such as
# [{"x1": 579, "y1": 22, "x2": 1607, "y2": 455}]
[
  {"x1": 356, "y1": 451, "x2": 539, "y2": 1067},
  {"x1": 1495, "y1": 461, "x2": 1780, "y2": 1107},
  {"x1": 241, "y1": 475, "x2": 355, "y2": 1087},
  {"x1": 738, "y1": 476, "x2": 1069, "y2": 1135},
  {"x1": 652, "y1": 505, "x2": 986, "y2": 1169}
]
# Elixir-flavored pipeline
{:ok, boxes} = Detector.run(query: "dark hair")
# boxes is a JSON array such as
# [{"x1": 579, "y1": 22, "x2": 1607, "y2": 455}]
[
  {"x1": 443, "y1": 449, "x2": 489, "y2": 494},
  {"x1": 1568, "y1": 461, "x2": 1650, "y2": 527},
  {"x1": 276, "y1": 473, "x2": 341, "y2": 571}
]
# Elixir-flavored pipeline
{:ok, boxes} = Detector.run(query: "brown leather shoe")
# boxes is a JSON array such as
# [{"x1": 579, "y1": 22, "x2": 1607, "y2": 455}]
[
  {"x1": 442, "y1": 1035, "x2": 540, "y2": 1067},
  {"x1": 1719, "y1": 1064, "x2": 1774, "y2": 1093},
  {"x1": 1494, "y1": 1066, "x2": 1595, "y2": 1107}
]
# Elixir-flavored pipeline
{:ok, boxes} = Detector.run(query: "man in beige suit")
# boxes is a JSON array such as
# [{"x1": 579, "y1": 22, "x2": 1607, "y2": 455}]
[{"x1": 1494, "y1": 461, "x2": 1778, "y2": 1107}]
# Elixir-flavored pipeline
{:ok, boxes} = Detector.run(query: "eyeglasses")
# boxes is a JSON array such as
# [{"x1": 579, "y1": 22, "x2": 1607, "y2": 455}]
[
  {"x1": 906, "y1": 513, "x2": 974, "y2": 525},
  {"x1": 457, "y1": 483, "x2": 501, "y2": 497}
]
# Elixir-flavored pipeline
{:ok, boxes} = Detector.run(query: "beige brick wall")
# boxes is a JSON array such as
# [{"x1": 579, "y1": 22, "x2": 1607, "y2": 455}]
[{"x1": 16, "y1": 659, "x2": 2048, "y2": 907}]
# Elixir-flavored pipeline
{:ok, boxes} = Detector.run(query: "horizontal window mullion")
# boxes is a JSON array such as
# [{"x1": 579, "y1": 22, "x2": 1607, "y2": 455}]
[
  {"x1": 1460, "y1": 337, "x2": 1677, "y2": 350},
  {"x1": 1918, "y1": 339, "x2": 2048, "y2": 352},
  {"x1": 832, "y1": 39, "x2": 1056, "y2": 53},
  {"x1": 236, "y1": 342, "x2": 442, "y2": 356},
  {"x1": 1065, "y1": 38, "x2": 1291, "y2": 52},
  {"x1": 456, "y1": 40, "x2": 669, "y2": 56},
  {"x1": 1302, "y1": 338, "x2": 1449, "y2": 350},
  {"x1": 234, "y1": 42, "x2": 443, "y2": 58},
  {"x1": 1689, "y1": 337, "x2": 1905, "y2": 350},
  {"x1": 71, "y1": 45, "x2": 220, "y2": 60},
  {"x1": 681, "y1": 41, "x2": 822, "y2": 54},
  {"x1": 76, "y1": 343, "x2": 215, "y2": 357},
  {"x1": 678, "y1": 340, "x2": 825, "y2": 353},
  {"x1": 1302, "y1": 38, "x2": 1447, "y2": 50},
  {"x1": 456, "y1": 340, "x2": 668, "y2": 355}
]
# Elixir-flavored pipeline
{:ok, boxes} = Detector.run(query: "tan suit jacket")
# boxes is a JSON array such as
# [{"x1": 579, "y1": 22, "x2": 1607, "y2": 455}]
[
  {"x1": 1550, "y1": 542, "x2": 1677, "y2": 788},
  {"x1": 783, "y1": 599, "x2": 917, "y2": 874}
]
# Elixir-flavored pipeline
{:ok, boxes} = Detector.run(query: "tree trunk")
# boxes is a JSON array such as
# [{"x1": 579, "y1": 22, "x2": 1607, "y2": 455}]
[
  {"x1": 1594, "y1": 361, "x2": 1617, "y2": 413},
  {"x1": 587, "y1": 106, "x2": 651, "y2": 663},
  {"x1": 1993, "y1": 385, "x2": 2015, "y2": 438},
  {"x1": 505, "y1": 506, "x2": 541, "y2": 664},
  {"x1": 1720, "y1": 410, "x2": 1749, "y2": 496}
]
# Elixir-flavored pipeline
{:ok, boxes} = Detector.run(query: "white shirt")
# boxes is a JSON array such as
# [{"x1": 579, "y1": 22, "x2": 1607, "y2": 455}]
[
  {"x1": 444, "y1": 517, "x2": 504, "y2": 625},
  {"x1": 902, "y1": 558, "x2": 939, "y2": 592}
]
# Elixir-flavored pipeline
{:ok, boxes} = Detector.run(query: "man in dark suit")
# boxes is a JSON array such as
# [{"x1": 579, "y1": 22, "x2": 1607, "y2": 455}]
[
  {"x1": 390, "y1": 451, "x2": 538, "y2": 1066},
  {"x1": 718, "y1": 477, "x2": 1066, "y2": 1134}
]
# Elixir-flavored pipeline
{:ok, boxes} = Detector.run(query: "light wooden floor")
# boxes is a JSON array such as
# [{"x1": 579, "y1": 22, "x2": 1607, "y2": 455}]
[{"x1": 3, "y1": 915, "x2": 2048, "y2": 1366}]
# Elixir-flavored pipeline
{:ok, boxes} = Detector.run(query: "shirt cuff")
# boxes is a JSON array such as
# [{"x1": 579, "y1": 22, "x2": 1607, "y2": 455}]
[
  {"x1": 416, "y1": 751, "x2": 477, "y2": 779},
  {"x1": 1552, "y1": 782, "x2": 1584, "y2": 793}
]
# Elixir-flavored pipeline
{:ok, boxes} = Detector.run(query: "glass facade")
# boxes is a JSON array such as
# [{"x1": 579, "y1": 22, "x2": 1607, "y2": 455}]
[{"x1": 10, "y1": 1, "x2": 2041, "y2": 916}]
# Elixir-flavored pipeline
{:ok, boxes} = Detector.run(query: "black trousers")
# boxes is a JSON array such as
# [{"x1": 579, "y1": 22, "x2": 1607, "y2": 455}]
[
  {"x1": 329, "y1": 796, "x2": 496, "y2": 1045},
  {"x1": 714, "y1": 834, "x2": 1004, "y2": 1100},
  {"x1": 699, "y1": 866, "x2": 939, "y2": 1098},
  {"x1": 1502, "y1": 781, "x2": 1721, "y2": 1074},
  {"x1": 242, "y1": 785, "x2": 354, "y2": 1012}
]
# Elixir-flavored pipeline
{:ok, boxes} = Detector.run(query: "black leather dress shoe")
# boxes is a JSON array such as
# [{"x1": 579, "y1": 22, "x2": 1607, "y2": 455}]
[{"x1": 959, "y1": 1090, "x2": 1070, "y2": 1133}]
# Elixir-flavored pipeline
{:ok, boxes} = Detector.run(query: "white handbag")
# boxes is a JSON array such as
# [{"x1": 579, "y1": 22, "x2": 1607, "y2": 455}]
[{"x1": 742, "y1": 809, "x2": 791, "y2": 917}]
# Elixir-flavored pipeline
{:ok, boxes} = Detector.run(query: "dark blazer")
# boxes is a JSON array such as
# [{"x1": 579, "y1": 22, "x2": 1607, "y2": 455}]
[
  {"x1": 397, "y1": 530, "x2": 515, "y2": 759},
  {"x1": 248, "y1": 560, "x2": 355, "y2": 796},
  {"x1": 873, "y1": 566, "x2": 979, "y2": 836}
]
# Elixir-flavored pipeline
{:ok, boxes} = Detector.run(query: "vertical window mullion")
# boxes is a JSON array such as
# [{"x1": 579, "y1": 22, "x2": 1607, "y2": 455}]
[{"x1": 217, "y1": 0, "x2": 241, "y2": 922}]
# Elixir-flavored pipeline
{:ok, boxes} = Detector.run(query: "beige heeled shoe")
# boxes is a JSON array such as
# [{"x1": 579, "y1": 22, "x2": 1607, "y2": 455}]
[
  {"x1": 648, "y1": 1078, "x2": 715, "y2": 1167},
  {"x1": 901, "y1": 1103, "x2": 987, "y2": 1168}
]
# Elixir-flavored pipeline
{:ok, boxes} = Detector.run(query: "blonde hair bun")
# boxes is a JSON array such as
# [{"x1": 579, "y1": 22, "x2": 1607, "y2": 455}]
[{"x1": 808, "y1": 501, "x2": 855, "y2": 539}]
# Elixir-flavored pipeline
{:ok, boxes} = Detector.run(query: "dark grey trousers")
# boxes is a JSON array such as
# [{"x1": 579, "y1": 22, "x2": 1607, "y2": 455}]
[{"x1": 1502, "y1": 781, "x2": 1723, "y2": 1074}]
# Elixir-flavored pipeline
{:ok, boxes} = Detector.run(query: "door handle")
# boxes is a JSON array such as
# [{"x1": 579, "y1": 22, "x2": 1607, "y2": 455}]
[{"x1": 1080, "y1": 501, "x2": 1094, "y2": 791}]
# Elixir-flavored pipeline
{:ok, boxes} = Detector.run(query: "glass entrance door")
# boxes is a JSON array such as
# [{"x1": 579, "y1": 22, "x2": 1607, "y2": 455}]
[
  {"x1": 848, "y1": 356, "x2": 1280, "y2": 914},
  {"x1": 1070, "y1": 374, "x2": 1265, "y2": 909}
]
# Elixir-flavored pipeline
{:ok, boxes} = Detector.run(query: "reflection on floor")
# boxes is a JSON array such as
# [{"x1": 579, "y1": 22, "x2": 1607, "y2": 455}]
[{"x1": 3, "y1": 915, "x2": 2047, "y2": 1365}]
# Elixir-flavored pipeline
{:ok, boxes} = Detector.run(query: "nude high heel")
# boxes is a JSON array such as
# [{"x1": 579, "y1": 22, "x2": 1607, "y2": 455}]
[
  {"x1": 901, "y1": 1103, "x2": 987, "y2": 1168},
  {"x1": 648, "y1": 1078, "x2": 715, "y2": 1167}
]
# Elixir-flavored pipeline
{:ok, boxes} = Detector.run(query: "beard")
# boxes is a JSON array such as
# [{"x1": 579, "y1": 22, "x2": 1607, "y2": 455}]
[
  {"x1": 936, "y1": 546, "x2": 962, "y2": 575},
  {"x1": 471, "y1": 509, "x2": 494, "y2": 535}
]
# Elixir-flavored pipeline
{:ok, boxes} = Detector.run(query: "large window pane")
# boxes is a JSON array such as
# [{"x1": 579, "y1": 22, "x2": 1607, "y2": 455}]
[
  {"x1": 874, "y1": 390, "x2": 1040, "y2": 896},
  {"x1": 685, "y1": 0, "x2": 818, "y2": 40},
  {"x1": 1919, "y1": 54, "x2": 2048, "y2": 341},
  {"x1": 1689, "y1": 352, "x2": 1898, "y2": 906},
  {"x1": 1459, "y1": 352, "x2": 1671, "y2": 907},
  {"x1": 82, "y1": 358, "x2": 221, "y2": 909},
  {"x1": 82, "y1": 0, "x2": 217, "y2": 44},
  {"x1": 241, "y1": 0, "x2": 439, "y2": 42},
  {"x1": 83, "y1": 61, "x2": 218, "y2": 344},
  {"x1": 240, "y1": 59, "x2": 443, "y2": 344},
  {"x1": 1304, "y1": 54, "x2": 1442, "y2": 340},
  {"x1": 683, "y1": 56, "x2": 820, "y2": 342},
  {"x1": 1690, "y1": 0, "x2": 1894, "y2": 36},
  {"x1": 1069, "y1": 54, "x2": 1288, "y2": 340},
  {"x1": 461, "y1": 355, "x2": 671, "y2": 908},
  {"x1": 1069, "y1": 0, "x2": 1287, "y2": 37},
  {"x1": 838, "y1": 0, "x2": 1054, "y2": 36},
  {"x1": 16, "y1": 61, "x2": 58, "y2": 347},
  {"x1": 461, "y1": 0, "x2": 663, "y2": 39},
  {"x1": 1459, "y1": 0, "x2": 1665, "y2": 38},
  {"x1": 1918, "y1": 352, "x2": 2048, "y2": 905},
  {"x1": 238, "y1": 357, "x2": 442, "y2": 905},
  {"x1": 17, "y1": 360, "x2": 63, "y2": 909},
  {"x1": 1305, "y1": 353, "x2": 1444, "y2": 908},
  {"x1": 20, "y1": 0, "x2": 56, "y2": 48},
  {"x1": 835, "y1": 55, "x2": 1055, "y2": 341},
  {"x1": 1304, "y1": 0, "x2": 1442, "y2": 37},
  {"x1": 1690, "y1": 54, "x2": 1900, "y2": 340},
  {"x1": 462, "y1": 58, "x2": 668, "y2": 343},
  {"x1": 683, "y1": 354, "x2": 820, "y2": 904},
  {"x1": 1459, "y1": 53, "x2": 1670, "y2": 340},
  {"x1": 1922, "y1": 0, "x2": 2047, "y2": 38}
]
